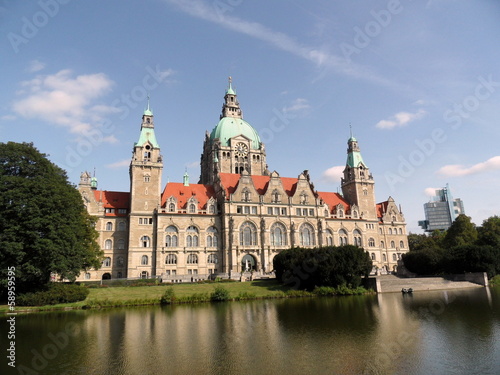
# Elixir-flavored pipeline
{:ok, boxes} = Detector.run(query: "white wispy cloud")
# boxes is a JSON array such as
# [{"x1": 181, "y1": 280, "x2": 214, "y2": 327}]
[
  {"x1": 164, "y1": 0, "x2": 396, "y2": 87},
  {"x1": 27, "y1": 59, "x2": 46, "y2": 73},
  {"x1": 321, "y1": 165, "x2": 344, "y2": 183},
  {"x1": 105, "y1": 159, "x2": 130, "y2": 169},
  {"x1": 424, "y1": 187, "x2": 440, "y2": 196},
  {"x1": 185, "y1": 161, "x2": 199, "y2": 169},
  {"x1": 437, "y1": 156, "x2": 500, "y2": 177},
  {"x1": 283, "y1": 98, "x2": 310, "y2": 114},
  {"x1": 376, "y1": 109, "x2": 427, "y2": 130},
  {"x1": 12, "y1": 69, "x2": 115, "y2": 137}
]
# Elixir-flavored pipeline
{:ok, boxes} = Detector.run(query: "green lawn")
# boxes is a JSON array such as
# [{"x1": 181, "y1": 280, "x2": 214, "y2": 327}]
[{"x1": 0, "y1": 279, "x2": 293, "y2": 313}]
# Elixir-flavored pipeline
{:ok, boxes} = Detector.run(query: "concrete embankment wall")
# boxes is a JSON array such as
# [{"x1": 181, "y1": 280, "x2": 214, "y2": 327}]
[{"x1": 365, "y1": 272, "x2": 488, "y2": 293}]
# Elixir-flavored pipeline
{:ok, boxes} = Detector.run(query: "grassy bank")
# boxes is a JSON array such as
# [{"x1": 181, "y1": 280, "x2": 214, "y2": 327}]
[{"x1": 0, "y1": 280, "x2": 371, "y2": 314}]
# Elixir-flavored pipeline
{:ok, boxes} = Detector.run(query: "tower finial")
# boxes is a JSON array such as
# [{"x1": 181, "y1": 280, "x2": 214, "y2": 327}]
[
  {"x1": 144, "y1": 95, "x2": 153, "y2": 116},
  {"x1": 349, "y1": 122, "x2": 353, "y2": 138}
]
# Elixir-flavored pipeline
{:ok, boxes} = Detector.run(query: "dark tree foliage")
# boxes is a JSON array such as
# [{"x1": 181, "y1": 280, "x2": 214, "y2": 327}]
[
  {"x1": 443, "y1": 214, "x2": 478, "y2": 248},
  {"x1": 273, "y1": 245, "x2": 372, "y2": 290},
  {"x1": 402, "y1": 247, "x2": 444, "y2": 275},
  {"x1": 404, "y1": 215, "x2": 500, "y2": 278},
  {"x1": 0, "y1": 142, "x2": 102, "y2": 295},
  {"x1": 477, "y1": 216, "x2": 500, "y2": 247},
  {"x1": 408, "y1": 231, "x2": 443, "y2": 252}
]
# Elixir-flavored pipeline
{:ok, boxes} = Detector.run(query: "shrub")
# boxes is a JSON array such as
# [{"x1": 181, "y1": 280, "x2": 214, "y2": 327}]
[
  {"x1": 17, "y1": 283, "x2": 89, "y2": 306},
  {"x1": 234, "y1": 292, "x2": 257, "y2": 301},
  {"x1": 160, "y1": 287, "x2": 176, "y2": 305},
  {"x1": 211, "y1": 285, "x2": 230, "y2": 302}
]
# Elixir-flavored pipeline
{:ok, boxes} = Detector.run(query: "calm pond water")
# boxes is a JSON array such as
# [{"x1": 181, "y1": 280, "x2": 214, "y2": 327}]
[{"x1": 1, "y1": 287, "x2": 499, "y2": 375}]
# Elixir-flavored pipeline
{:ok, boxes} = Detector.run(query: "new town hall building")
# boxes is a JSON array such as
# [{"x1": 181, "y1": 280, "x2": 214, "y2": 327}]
[{"x1": 77, "y1": 79, "x2": 409, "y2": 281}]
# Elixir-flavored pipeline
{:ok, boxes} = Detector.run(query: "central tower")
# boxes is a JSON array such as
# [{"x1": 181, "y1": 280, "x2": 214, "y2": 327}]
[{"x1": 200, "y1": 77, "x2": 267, "y2": 184}]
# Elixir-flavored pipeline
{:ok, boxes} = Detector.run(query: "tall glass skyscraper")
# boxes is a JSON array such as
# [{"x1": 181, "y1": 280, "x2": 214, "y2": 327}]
[{"x1": 418, "y1": 184, "x2": 465, "y2": 232}]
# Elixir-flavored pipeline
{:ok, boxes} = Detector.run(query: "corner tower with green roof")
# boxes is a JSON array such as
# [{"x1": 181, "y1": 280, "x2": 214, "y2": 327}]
[
  {"x1": 199, "y1": 77, "x2": 268, "y2": 184},
  {"x1": 129, "y1": 99, "x2": 163, "y2": 213},
  {"x1": 341, "y1": 133, "x2": 377, "y2": 220}
]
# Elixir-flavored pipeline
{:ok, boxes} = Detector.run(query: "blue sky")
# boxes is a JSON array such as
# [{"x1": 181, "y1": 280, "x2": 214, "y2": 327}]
[{"x1": 1, "y1": 0, "x2": 500, "y2": 233}]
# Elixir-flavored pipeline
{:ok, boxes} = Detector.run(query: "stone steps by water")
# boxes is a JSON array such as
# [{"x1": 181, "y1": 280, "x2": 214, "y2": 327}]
[{"x1": 377, "y1": 275, "x2": 483, "y2": 293}]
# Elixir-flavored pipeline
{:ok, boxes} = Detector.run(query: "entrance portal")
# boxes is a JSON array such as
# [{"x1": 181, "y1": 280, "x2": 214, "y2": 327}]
[{"x1": 241, "y1": 254, "x2": 256, "y2": 271}]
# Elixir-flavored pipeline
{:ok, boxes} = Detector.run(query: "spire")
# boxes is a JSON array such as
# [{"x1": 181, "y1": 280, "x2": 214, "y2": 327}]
[
  {"x1": 348, "y1": 122, "x2": 356, "y2": 142},
  {"x1": 221, "y1": 77, "x2": 242, "y2": 119},
  {"x1": 226, "y1": 76, "x2": 235, "y2": 95},
  {"x1": 144, "y1": 95, "x2": 153, "y2": 116}
]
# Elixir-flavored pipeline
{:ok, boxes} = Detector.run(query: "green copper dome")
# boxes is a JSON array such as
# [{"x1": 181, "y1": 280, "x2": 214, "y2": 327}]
[{"x1": 210, "y1": 117, "x2": 261, "y2": 149}]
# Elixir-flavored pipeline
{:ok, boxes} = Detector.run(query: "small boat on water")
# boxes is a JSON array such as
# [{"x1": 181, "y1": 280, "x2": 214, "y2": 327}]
[{"x1": 401, "y1": 288, "x2": 413, "y2": 294}]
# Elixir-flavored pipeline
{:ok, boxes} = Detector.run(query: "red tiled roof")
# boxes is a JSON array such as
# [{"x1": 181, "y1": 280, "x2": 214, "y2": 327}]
[
  {"x1": 317, "y1": 191, "x2": 350, "y2": 213},
  {"x1": 376, "y1": 201, "x2": 389, "y2": 218},
  {"x1": 219, "y1": 173, "x2": 300, "y2": 199},
  {"x1": 161, "y1": 183, "x2": 215, "y2": 209},
  {"x1": 93, "y1": 190, "x2": 130, "y2": 216},
  {"x1": 93, "y1": 190, "x2": 130, "y2": 209}
]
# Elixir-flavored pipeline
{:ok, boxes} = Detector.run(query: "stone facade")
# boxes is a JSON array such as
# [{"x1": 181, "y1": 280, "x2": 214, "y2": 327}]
[{"x1": 77, "y1": 79, "x2": 409, "y2": 281}]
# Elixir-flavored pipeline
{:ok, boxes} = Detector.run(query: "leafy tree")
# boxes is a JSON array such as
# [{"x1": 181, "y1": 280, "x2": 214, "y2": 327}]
[
  {"x1": 408, "y1": 232, "x2": 444, "y2": 252},
  {"x1": 402, "y1": 247, "x2": 444, "y2": 275},
  {"x1": 0, "y1": 142, "x2": 102, "y2": 295},
  {"x1": 443, "y1": 214, "x2": 477, "y2": 248},
  {"x1": 477, "y1": 216, "x2": 500, "y2": 247},
  {"x1": 273, "y1": 245, "x2": 372, "y2": 290}
]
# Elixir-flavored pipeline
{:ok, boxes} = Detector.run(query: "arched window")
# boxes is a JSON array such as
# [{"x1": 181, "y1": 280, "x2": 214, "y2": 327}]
[
  {"x1": 371, "y1": 253, "x2": 376, "y2": 260},
  {"x1": 391, "y1": 241, "x2": 395, "y2": 248},
  {"x1": 379, "y1": 228, "x2": 383, "y2": 235},
  {"x1": 353, "y1": 229, "x2": 362, "y2": 247},
  {"x1": 117, "y1": 256, "x2": 124, "y2": 267},
  {"x1": 209, "y1": 205, "x2": 215, "y2": 214},
  {"x1": 392, "y1": 254, "x2": 397, "y2": 261},
  {"x1": 272, "y1": 189, "x2": 281, "y2": 203},
  {"x1": 338, "y1": 209, "x2": 344, "y2": 218},
  {"x1": 186, "y1": 226, "x2": 199, "y2": 248},
  {"x1": 169, "y1": 203, "x2": 176, "y2": 212},
  {"x1": 103, "y1": 257, "x2": 111, "y2": 267},
  {"x1": 141, "y1": 255, "x2": 148, "y2": 265},
  {"x1": 400, "y1": 241, "x2": 405, "y2": 248},
  {"x1": 242, "y1": 188, "x2": 251, "y2": 202},
  {"x1": 207, "y1": 226, "x2": 217, "y2": 247},
  {"x1": 381, "y1": 241, "x2": 385, "y2": 248},
  {"x1": 368, "y1": 238, "x2": 375, "y2": 247},
  {"x1": 187, "y1": 254, "x2": 198, "y2": 264},
  {"x1": 165, "y1": 226, "x2": 178, "y2": 247},
  {"x1": 240, "y1": 222, "x2": 257, "y2": 246},
  {"x1": 141, "y1": 236, "x2": 150, "y2": 247},
  {"x1": 353, "y1": 210, "x2": 358, "y2": 219},
  {"x1": 118, "y1": 221, "x2": 126, "y2": 231},
  {"x1": 325, "y1": 229, "x2": 333, "y2": 246},
  {"x1": 165, "y1": 254, "x2": 177, "y2": 265},
  {"x1": 270, "y1": 222, "x2": 287, "y2": 246},
  {"x1": 339, "y1": 229, "x2": 348, "y2": 246},
  {"x1": 117, "y1": 239, "x2": 125, "y2": 250},
  {"x1": 105, "y1": 239, "x2": 112, "y2": 249},
  {"x1": 399, "y1": 228, "x2": 403, "y2": 235},
  {"x1": 189, "y1": 204, "x2": 196, "y2": 213},
  {"x1": 207, "y1": 254, "x2": 218, "y2": 264},
  {"x1": 141, "y1": 271, "x2": 149, "y2": 279},
  {"x1": 388, "y1": 228, "x2": 392, "y2": 235},
  {"x1": 382, "y1": 253, "x2": 387, "y2": 262},
  {"x1": 300, "y1": 223, "x2": 315, "y2": 246},
  {"x1": 324, "y1": 209, "x2": 329, "y2": 217},
  {"x1": 106, "y1": 222, "x2": 113, "y2": 231}
]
